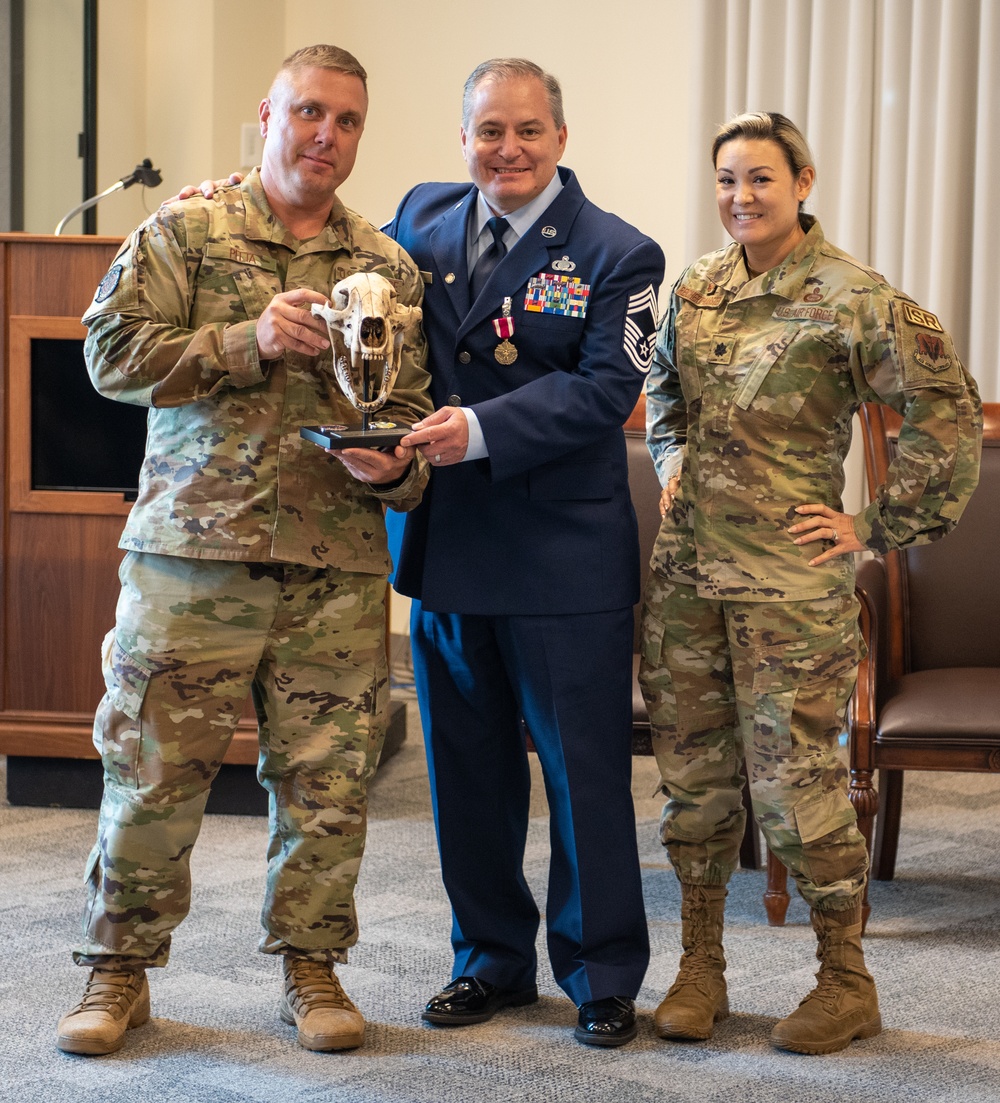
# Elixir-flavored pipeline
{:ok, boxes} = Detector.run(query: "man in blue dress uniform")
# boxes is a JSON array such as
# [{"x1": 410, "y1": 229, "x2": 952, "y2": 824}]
[{"x1": 385, "y1": 57, "x2": 664, "y2": 1047}]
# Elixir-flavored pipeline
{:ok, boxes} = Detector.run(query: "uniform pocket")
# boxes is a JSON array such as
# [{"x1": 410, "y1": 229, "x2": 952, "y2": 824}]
[
  {"x1": 191, "y1": 251, "x2": 281, "y2": 327},
  {"x1": 515, "y1": 309, "x2": 586, "y2": 352},
  {"x1": 104, "y1": 636, "x2": 153, "y2": 722},
  {"x1": 528, "y1": 459, "x2": 613, "y2": 500},
  {"x1": 639, "y1": 607, "x2": 666, "y2": 670},
  {"x1": 232, "y1": 267, "x2": 281, "y2": 319},
  {"x1": 637, "y1": 608, "x2": 682, "y2": 737},
  {"x1": 96, "y1": 636, "x2": 153, "y2": 790},
  {"x1": 792, "y1": 784, "x2": 858, "y2": 844},
  {"x1": 750, "y1": 617, "x2": 861, "y2": 759},
  {"x1": 734, "y1": 322, "x2": 839, "y2": 429},
  {"x1": 751, "y1": 619, "x2": 860, "y2": 697}
]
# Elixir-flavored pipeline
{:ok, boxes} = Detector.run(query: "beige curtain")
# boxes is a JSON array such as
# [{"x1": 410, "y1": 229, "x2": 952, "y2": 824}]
[{"x1": 689, "y1": 0, "x2": 999, "y2": 402}]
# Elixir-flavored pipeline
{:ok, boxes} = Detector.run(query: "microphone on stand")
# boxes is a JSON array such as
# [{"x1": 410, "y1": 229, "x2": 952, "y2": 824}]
[{"x1": 54, "y1": 158, "x2": 163, "y2": 235}]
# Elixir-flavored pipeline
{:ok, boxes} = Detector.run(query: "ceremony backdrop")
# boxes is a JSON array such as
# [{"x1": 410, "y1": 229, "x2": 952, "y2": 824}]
[{"x1": 13, "y1": 0, "x2": 997, "y2": 397}]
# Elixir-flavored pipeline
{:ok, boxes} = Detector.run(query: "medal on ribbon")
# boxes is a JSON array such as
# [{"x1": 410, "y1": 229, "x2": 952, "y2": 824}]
[{"x1": 493, "y1": 297, "x2": 518, "y2": 364}]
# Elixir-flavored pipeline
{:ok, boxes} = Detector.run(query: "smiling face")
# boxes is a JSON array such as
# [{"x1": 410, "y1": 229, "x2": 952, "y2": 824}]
[
  {"x1": 460, "y1": 75, "x2": 567, "y2": 215},
  {"x1": 714, "y1": 137, "x2": 814, "y2": 274},
  {"x1": 259, "y1": 65, "x2": 368, "y2": 219}
]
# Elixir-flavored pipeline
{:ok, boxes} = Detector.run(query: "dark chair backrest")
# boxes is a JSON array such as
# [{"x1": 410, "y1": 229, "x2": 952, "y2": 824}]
[{"x1": 860, "y1": 402, "x2": 1000, "y2": 675}]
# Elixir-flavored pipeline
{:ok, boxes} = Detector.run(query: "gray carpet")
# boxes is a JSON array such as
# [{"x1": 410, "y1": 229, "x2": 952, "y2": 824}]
[{"x1": 2, "y1": 702, "x2": 999, "y2": 1103}]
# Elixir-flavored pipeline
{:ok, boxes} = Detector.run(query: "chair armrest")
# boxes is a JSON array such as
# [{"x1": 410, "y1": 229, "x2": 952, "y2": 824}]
[
  {"x1": 856, "y1": 556, "x2": 889, "y2": 707},
  {"x1": 849, "y1": 557, "x2": 887, "y2": 829}
]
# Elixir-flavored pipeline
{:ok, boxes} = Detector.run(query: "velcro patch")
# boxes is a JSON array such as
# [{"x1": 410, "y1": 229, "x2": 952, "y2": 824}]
[
  {"x1": 623, "y1": 284, "x2": 658, "y2": 373},
  {"x1": 901, "y1": 302, "x2": 943, "y2": 332},
  {"x1": 95, "y1": 264, "x2": 123, "y2": 303},
  {"x1": 773, "y1": 304, "x2": 836, "y2": 324},
  {"x1": 707, "y1": 337, "x2": 735, "y2": 365},
  {"x1": 204, "y1": 243, "x2": 277, "y2": 272},
  {"x1": 913, "y1": 330, "x2": 951, "y2": 372},
  {"x1": 676, "y1": 283, "x2": 725, "y2": 308}
]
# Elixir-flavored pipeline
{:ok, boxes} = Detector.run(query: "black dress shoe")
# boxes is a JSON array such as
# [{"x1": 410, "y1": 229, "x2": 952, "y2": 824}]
[
  {"x1": 574, "y1": 996, "x2": 638, "y2": 1047},
  {"x1": 421, "y1": 976, "x2": 538, "y2": 1025}
]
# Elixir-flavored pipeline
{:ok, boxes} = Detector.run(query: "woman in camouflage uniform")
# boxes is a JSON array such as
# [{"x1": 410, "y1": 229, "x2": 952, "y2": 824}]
[{"x1": 639, "y1": 112, "x2": 982, "y2": 1055}]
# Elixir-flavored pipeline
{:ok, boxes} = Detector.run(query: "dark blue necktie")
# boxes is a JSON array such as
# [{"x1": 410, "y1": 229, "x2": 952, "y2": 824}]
[{"x1": 470, "y1": 216, "x2": 510, "y2": 300}]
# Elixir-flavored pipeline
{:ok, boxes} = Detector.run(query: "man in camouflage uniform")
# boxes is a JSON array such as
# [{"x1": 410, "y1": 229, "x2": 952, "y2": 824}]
[
  {"x1": 640, "y1": 119, "x2": 981, "y2": 1054},
  {"x1": 55, "y1": 44, "x2": 431, "y2": 1057}
]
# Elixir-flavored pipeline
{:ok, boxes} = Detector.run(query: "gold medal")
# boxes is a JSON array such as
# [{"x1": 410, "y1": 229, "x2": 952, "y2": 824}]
[{"x1": 495, "y1": 339, "x2": 518, "y2": 364}]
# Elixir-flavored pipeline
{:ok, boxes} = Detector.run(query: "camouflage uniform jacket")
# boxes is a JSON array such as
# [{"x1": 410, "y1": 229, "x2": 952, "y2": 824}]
[
  {"x1": 647, "y1": 216, "x2": 982, "y2": 601},
  {"x1": 83, "y1": 169, "x2": 432, "y2": 574}
]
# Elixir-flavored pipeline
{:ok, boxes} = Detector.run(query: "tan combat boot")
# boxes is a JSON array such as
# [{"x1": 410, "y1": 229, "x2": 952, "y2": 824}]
[
  {"x1": 56, "y1": 967, "x2": 150, "y2": 1055},
  {"x1": 655, "y1": 883, "x2": 729, "y2": 1040},
  {"x1": 771, "y1": 903, "x2": 881, "y2": 1054},
  {"x1": 279, "y1": 956, "x2": 365, "y2": 1051}
]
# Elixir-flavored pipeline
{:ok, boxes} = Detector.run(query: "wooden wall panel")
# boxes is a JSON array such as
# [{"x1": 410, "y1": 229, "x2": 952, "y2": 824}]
[
  {"x1": 4, "y1": 512, "x2": 123, "y2": 711},
  {"x1": 0, "y1": 234, "x2": 259, "y2": 767},
  {"x1": 4, "y1": 234, "x2": 120, "y2": 316}
]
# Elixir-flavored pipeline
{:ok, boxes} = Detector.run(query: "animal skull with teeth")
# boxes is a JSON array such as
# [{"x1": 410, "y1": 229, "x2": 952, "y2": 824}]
[{"x1": 311, "y1": 272, "x2": 422, "y2": 414}]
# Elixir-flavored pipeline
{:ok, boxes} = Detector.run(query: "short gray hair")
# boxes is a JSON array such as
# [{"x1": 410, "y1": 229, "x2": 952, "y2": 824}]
[{"x1": 462, "y1": 58, "x2": 564, "y2": 129}]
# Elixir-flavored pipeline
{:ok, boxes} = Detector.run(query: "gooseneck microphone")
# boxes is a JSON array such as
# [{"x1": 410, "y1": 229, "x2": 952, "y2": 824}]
[
  {"x1": 54, "y1": 158, "x2": 163, "y2": 235},
  {"x1": 122, "y1": 158, "x2": 163, "y2": 190}
]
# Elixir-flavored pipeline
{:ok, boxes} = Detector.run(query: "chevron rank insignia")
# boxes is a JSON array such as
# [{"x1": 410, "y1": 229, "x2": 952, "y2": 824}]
[{"x1": 623, "y1": 284, "x2": 658, "y2": 372}]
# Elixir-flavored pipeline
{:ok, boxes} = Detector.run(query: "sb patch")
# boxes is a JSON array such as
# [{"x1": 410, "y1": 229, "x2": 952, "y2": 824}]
[
  {"x1": 894, "y1": 298, "x2": 957, "y2": 382},
  {"x1": 901, "y1": 302, "x2": 943, "y2": 332},
  {"x1": 95, "y1": 264, "x2": 123, "y2": 303},
  {"x1": 706, "y1": 336, "x2": 735, "y2": 364},
  {"x1": 900, "y1": 300, "x2": 950, "y2": 371},
  {"x1": 913, "y1": 330, "x2": 951, "y2": 372}
]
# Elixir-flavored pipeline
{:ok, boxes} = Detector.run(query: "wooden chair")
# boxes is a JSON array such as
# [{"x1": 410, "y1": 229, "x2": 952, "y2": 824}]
[{"x1": 848, "y1": 401, "x2": 1000, "y2": 927}]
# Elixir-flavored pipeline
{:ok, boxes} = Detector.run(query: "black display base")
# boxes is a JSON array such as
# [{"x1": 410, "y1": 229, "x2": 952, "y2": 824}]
[
  {"x1": 5, "y1": 699, "x2": 408, "y2": 815},
  {"x1": 301, "y1": 424, "x2": 407, "y2": 450}
]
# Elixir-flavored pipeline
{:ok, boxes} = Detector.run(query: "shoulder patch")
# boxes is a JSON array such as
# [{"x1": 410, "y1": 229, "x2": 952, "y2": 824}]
[
  {"x1": 901, "y1": 302, "x2": 943, "y2": 332},
  {"x1": 912, "y1": 330, "x2": 952, "y2": 372},
  {"x1": 891, "y1": 299, "x2": 957, "y2": 380},
  {"x1": 95, "y1": 264, "x2": 123, "y2": 303}
]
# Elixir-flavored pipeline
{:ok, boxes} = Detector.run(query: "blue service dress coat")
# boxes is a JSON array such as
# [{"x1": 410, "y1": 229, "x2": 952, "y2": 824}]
[{"x1": 385, "y1": 167, "x2": 665, "y2": 1005}]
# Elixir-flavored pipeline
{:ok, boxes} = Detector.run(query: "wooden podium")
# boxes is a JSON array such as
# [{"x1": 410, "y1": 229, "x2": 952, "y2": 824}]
[{"x1": 0, "y1": 235, "x2": 262, "y2": 805}]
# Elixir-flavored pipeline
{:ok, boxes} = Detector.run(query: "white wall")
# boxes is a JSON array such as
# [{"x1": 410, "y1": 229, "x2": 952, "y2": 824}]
[
  {"x1": 97, "y1": 0, "x2": 269, "y2": 236},
  {"x1": 94, "y1": 0, "x2": 149, "y2": 234},
  {"x1": 88, "y1": 0, "x2": 693, "y2": 281},
  {"x1": 22, "y1": 0, "x2": 84, "y2": 234},
  {"x1": 280, "y1": 0, "x2": 693, "y2": 278}
]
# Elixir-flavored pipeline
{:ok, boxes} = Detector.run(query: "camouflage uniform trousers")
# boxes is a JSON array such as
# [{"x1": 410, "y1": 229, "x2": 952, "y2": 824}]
[
  {"x1": 75, "y1": 551, "x2": 389, "y2": 969},
  {"x1": 638, "y1": 572, "x2": 868, "y2": 911}
]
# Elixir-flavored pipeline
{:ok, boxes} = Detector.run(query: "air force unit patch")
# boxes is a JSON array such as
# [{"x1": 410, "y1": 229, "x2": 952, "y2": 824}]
[
  {"x1": 623, "y1": 284, "x2": 658, "y2": 372},
  {"x1": 95, "y1": 264, "x2": 124, "y2": 303}
]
